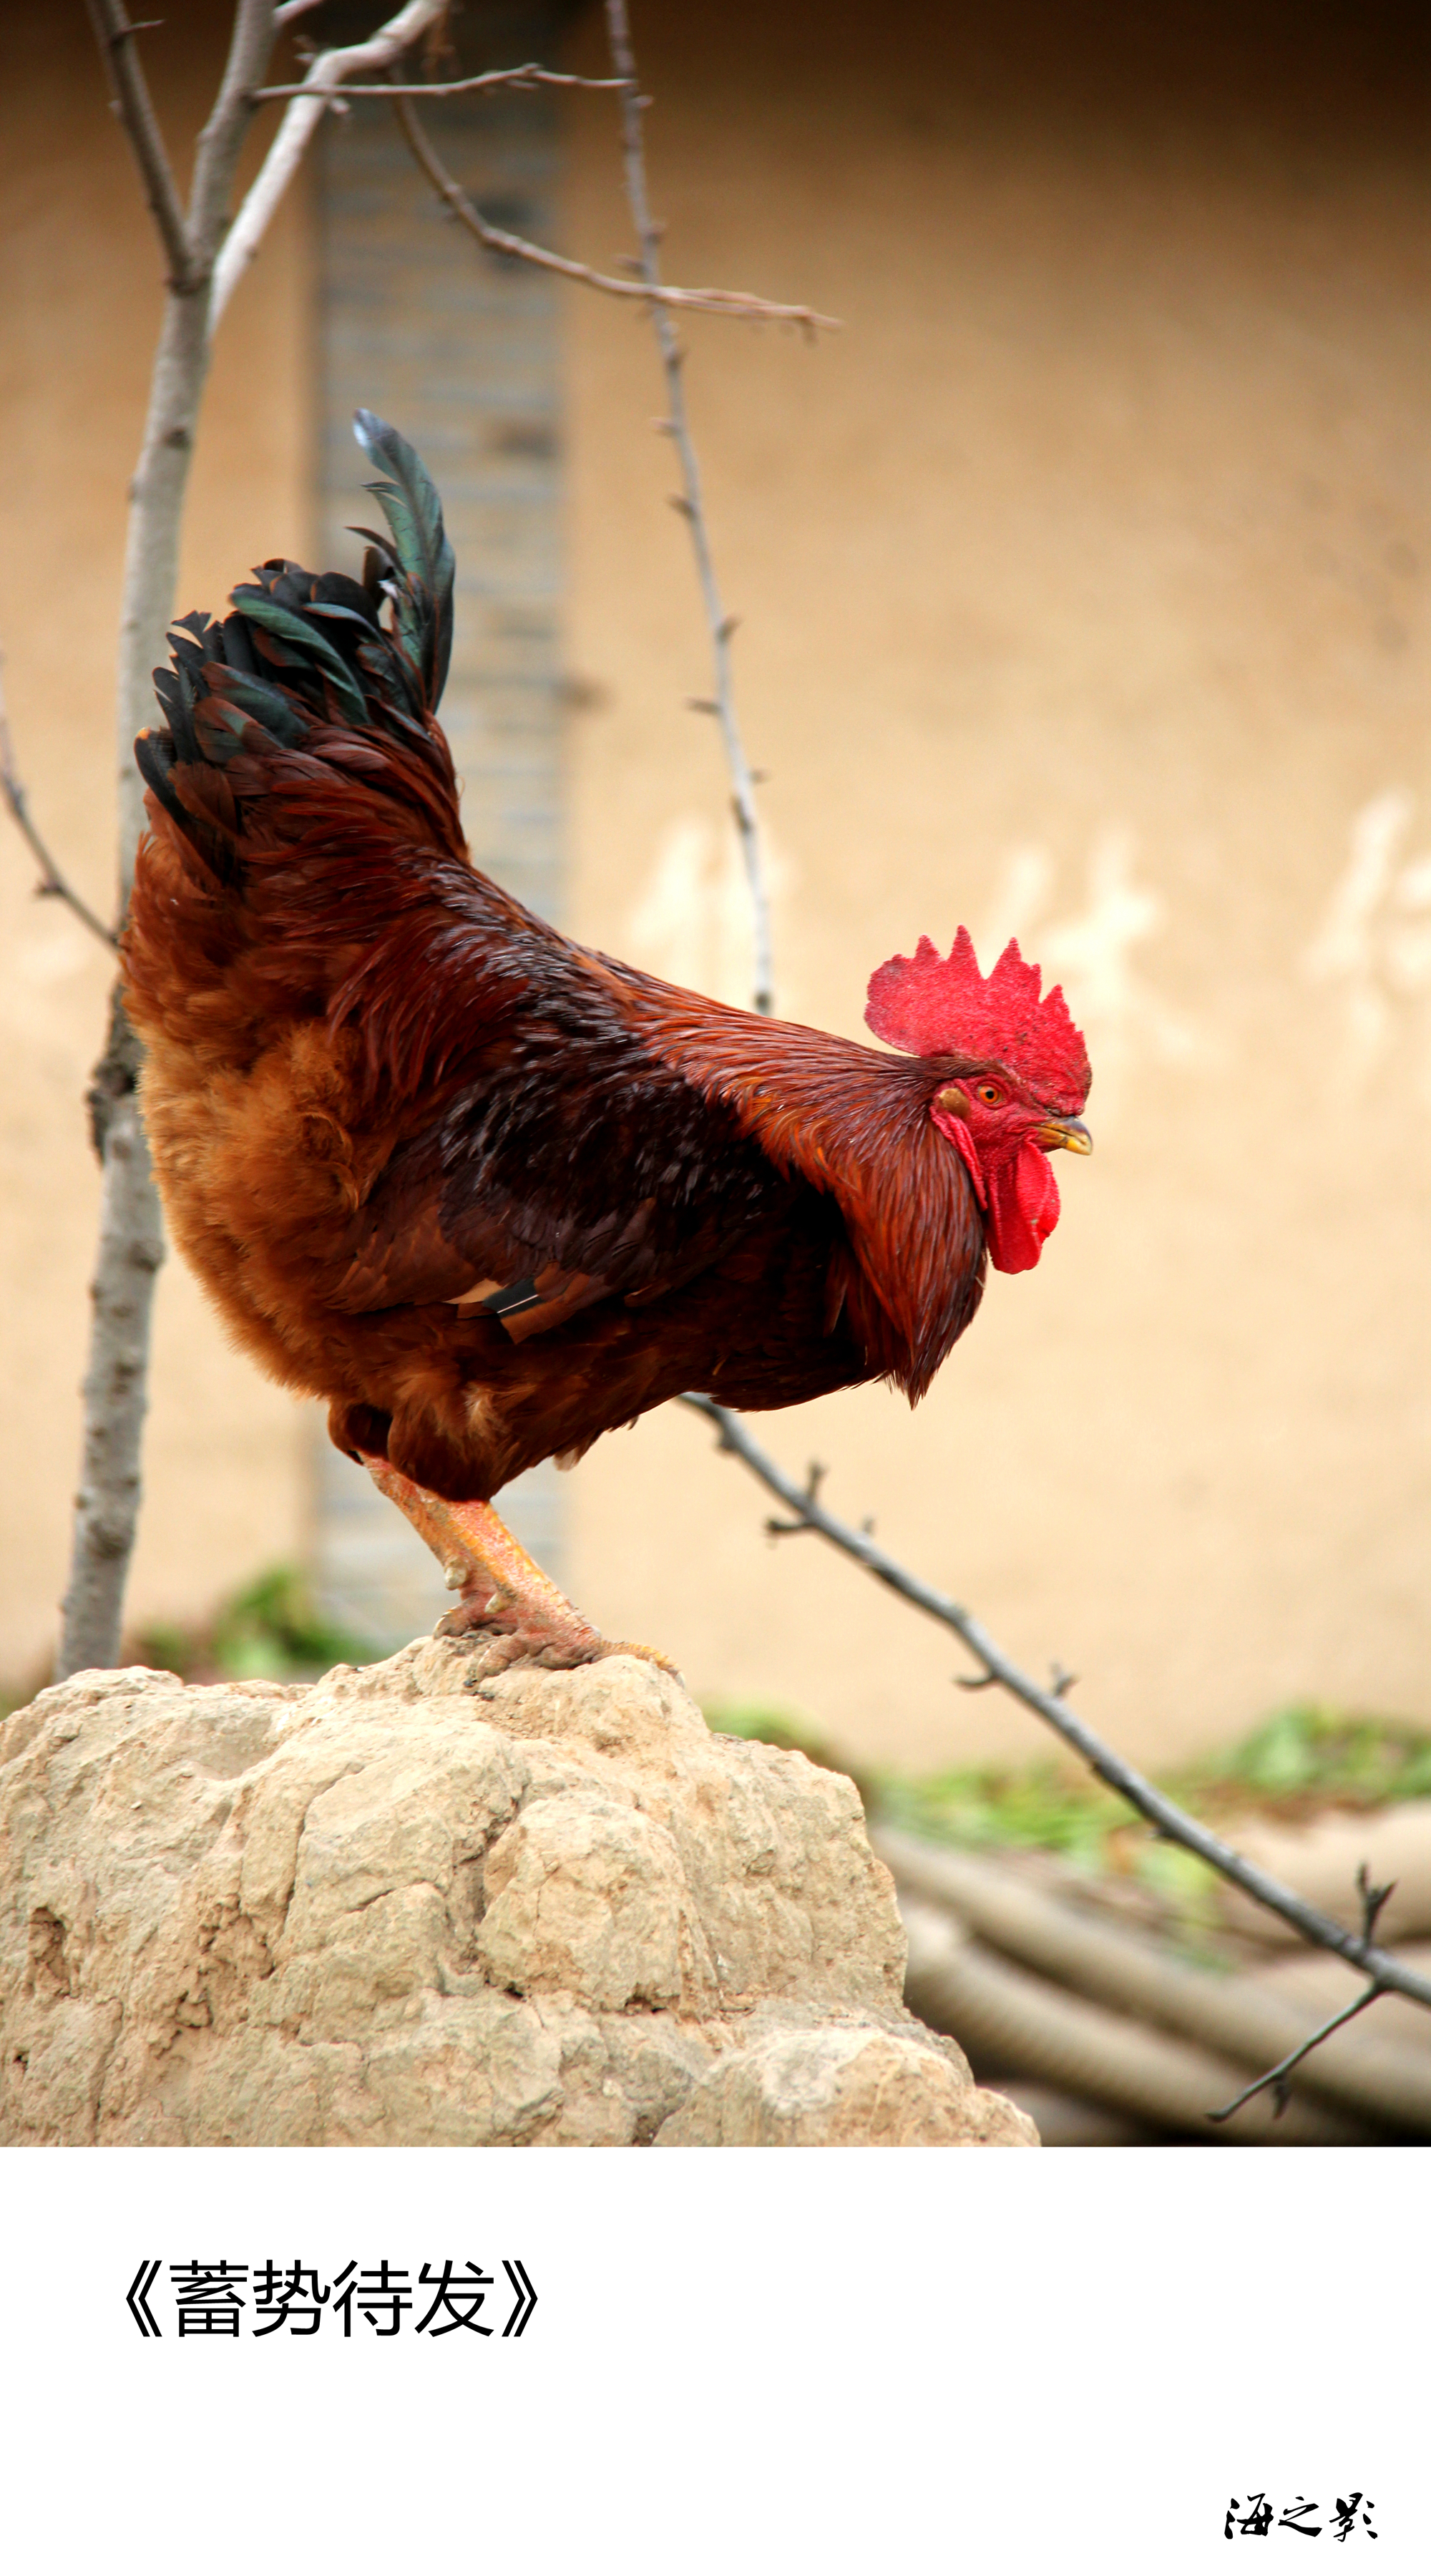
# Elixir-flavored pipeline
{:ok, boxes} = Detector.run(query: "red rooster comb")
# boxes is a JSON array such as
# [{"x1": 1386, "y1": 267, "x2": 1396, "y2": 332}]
[{"x1": 865, "y1": 927, "x2": 1090, "y2": 1109}]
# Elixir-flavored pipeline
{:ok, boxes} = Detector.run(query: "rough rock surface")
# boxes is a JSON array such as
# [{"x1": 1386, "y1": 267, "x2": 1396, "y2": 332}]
[{"x1": 0, "y1": 1641, "x2": 1035, "y2": 2148}]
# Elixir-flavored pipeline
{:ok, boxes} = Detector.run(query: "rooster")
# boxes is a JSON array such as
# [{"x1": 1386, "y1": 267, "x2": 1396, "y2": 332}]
[{"x1": 123, "y1": 416, "x2": 1091, "y2": 1672}]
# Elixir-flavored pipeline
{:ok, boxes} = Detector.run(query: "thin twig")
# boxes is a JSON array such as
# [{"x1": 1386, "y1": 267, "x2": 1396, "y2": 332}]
[
  {"x1": 254, "y1": 67, "x2": 627, "y2": 99},
  {"x1": 210, "y1": 0, "x2": 451, "y2": 337},
  {"x1": 1208, "y1": 1861, "x2": 1403, "y2": 2119},
  {"x1": 679, "y1": 1394, "x2": 1431, "y2": 2022},
  {"x1": 1356, "y1": 1858, "x2": 1397, "y2": 1947},
  {"x1": 391, "y1": 95, "x2": 836, "y2": 336},
  {"x1": 1206, "y1": 1986, "x2": 1389, "y2": 2125},
  {"x1": 766, "y1": 1458, "x2": 829, "y2": 1533},
  {"x1": 0, "y1": 655, "x2": 117, "y2": 950},
  {"x1": 605, "y1": 0, "x2": 778, "y2": 1015},
  {"x1": 84, "y1": 0, "x2": 195, "y2": 289}
]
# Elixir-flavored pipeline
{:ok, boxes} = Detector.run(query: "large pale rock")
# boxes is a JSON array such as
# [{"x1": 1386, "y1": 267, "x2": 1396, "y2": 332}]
[{"x1": 0, "y1": 1641, "x2": 1035, "y2": 2148}]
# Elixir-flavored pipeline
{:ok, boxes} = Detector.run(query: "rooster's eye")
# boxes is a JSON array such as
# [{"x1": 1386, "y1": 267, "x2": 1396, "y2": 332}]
[{"x1": 976, "y1": 1083, "x2": 1004, "y2": 1106}]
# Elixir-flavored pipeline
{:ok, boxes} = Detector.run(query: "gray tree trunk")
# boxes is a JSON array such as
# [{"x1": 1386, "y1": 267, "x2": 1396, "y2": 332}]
[
  {"x1": 57, "y1": 1000, "x2": 166, "y2": 1669},
  {"x1": 55, "y1": 1, "x2": 277, "y2": 1678}
]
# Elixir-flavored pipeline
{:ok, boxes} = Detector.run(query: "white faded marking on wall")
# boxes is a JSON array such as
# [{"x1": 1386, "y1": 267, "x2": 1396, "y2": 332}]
[{"x1": 1302, "y1": 791, "x2": 1431, "y2": 1106}]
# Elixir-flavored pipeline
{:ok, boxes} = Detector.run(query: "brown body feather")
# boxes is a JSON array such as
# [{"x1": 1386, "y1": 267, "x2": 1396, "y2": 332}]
[{"x1": 125, "y1": 698, "x2": 988, "y2": 1504}]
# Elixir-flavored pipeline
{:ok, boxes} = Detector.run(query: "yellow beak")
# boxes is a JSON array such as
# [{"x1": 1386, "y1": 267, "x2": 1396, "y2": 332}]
[{"x1": 1035, "y1": 1117, "x2": 1093, "y2": 1154}]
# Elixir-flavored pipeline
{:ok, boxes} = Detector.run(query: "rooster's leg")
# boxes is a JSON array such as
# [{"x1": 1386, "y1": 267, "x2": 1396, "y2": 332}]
[{"x1": 361, "y1": 1455, "x2": 676, "y2": 1676}]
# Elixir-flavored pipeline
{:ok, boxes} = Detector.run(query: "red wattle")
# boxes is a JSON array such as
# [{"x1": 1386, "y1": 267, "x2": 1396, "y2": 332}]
[{"x1": 985, "y1": 1141, "x2": 1061, "y2": 1274}]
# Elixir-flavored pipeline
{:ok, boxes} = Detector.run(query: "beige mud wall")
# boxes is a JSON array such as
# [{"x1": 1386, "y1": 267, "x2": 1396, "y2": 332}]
[
  {"x1": 558, "y1": 1, "x2": 1430, "y2": 1765},
  {"x1": 0, "y1": 8, "x2": 315, "y2": 1691},
  {"x1": 1, "y1": 2, "x2": 1425, "y2": 1774}
]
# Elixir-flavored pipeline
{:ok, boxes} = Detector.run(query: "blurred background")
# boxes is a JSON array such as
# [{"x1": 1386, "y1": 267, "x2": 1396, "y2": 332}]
[{"x1": 1, "y1": 0, "x2": 1427, "y2": 1805}]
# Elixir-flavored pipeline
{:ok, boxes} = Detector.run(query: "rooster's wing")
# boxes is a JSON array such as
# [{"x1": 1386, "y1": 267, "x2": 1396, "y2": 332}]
[{"x1": 326, "y1": 962, "x2": 811, "y2": 1342}]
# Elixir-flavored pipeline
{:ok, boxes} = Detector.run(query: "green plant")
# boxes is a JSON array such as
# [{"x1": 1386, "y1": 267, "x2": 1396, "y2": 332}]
[{"x1": 134, "y1": 1565, "x2": 376, "y2": 1684}]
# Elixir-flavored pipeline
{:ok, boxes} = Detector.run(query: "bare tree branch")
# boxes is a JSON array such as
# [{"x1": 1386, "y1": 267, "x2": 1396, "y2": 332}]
[
  {"x1": 1206, "y1": 1863, "x2": 1401, "y2": 2122},
  {"x1": 209, "y1": 0, "x2": 451, "y2": 337},
  {"x1": 187, "y1": 0, "x2": 283, "y2": 268},
  {"x1": 255, "y1": 66, "x2": 627, "y2": 99},
  {"x1": 679, "y1": 1395, "x2": 1431, "y2": 2025},
  {"x1": 605, "y1": 0, "x2": 778, "y2": 1015},
  {"x1": 0, "y1": 654, "x2": 117, "y2": 950},
  {"x1": 1206, "y1": 1985, "x2": 1390, "y2": 2127},
  {"x1": 391, "y1": 94, "x2": 836, "y2": 336},
  {"x1": 84, "y1": 0, "x2": 195, "y2": 290}
]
